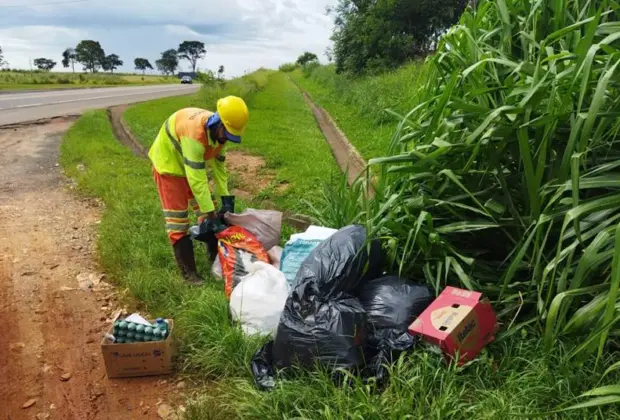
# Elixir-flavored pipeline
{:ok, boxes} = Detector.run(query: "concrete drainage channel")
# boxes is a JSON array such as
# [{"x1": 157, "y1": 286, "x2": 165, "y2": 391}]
[
  {"x1": 107, "y1": 105, "x2": 147, "y2": 157},
  {"x1": 301, "y1": 90, "x2": 374, "y2": 196},
  {"x1": 106, "y1": 105, "x2": 313, "y2": 230}
]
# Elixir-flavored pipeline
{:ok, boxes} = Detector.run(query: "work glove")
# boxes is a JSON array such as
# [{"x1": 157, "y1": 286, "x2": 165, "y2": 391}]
[
  {"x1": 190, "y1": 215, "x2": 227, "y2": 242},
  {"x1": 218, "y1": 196, "x2": 235, "y2": 217}
]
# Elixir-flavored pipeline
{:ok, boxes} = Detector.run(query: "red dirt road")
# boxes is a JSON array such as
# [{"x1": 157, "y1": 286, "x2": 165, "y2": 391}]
[{"x1": 0, "y1": 119, "x2": 180, "y2": 420}]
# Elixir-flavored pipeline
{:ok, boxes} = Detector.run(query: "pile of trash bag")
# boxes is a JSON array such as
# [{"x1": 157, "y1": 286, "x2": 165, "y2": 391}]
[
  {"x1": 192, "y1": 211, "x2": 434, "y2": 389},
  {"x1": 272, "y1": 225, "x2": 375, "y2": 370},
  {"x1": 358, "y1": 275, "x2": 434, "y2": 385},
  {"x1": 252, "y1": 225, "x2": 434, "y2": 390}
]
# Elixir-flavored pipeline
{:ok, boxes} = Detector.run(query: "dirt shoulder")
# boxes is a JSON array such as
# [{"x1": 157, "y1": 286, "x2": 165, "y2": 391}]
[{"x1": 0, "y1": 119, "x2": 178, "y2": 420}]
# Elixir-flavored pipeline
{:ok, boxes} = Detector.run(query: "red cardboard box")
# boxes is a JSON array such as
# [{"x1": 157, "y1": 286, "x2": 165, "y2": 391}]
[{"x1": 408, "y1": 287, "x2": 498, "y2": 364}]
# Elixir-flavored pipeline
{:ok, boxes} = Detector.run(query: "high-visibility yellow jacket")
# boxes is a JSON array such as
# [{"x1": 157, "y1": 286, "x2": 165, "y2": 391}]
[{"x1": 148, "y1": 108, "x2": 229, "y2": 213}]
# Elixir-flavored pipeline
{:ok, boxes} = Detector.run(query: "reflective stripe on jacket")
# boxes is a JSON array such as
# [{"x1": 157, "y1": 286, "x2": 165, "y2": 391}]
[{"x1": 148, "y1": 108, "x2": 229, "y2": 213}]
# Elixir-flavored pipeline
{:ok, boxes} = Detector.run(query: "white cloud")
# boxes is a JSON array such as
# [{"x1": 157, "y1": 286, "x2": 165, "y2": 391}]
[{"x1": 0, "y1": 0, "x2": 337, "y2": 76}]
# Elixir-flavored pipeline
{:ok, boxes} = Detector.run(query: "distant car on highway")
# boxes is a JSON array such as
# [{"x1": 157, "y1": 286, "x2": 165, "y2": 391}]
[{"x1": 181, "y1": 76, "x2": 193, "y2": 84}]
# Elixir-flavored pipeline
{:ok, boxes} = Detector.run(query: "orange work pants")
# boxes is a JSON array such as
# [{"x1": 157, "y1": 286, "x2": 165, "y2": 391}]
[{"x1": 153, "y1": 168, "x2": 211, "y2": 244}]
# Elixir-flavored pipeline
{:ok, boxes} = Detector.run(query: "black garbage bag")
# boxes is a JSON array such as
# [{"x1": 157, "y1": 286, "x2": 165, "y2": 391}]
[
  {"x1": 272, "y1": 296, "x2": 367, "y2": 369},
  {"x1": 252, "y1": 341, "x2": 276, "y2": 391},
  {"x1": 358, "y1": 275, "x2": 434, "y2": 386},
  {"x1": 358, "y1": 275, "x2": 434, "y2": 347},
  {"x1": 292, "y1": 225, "x2": 379, "y2": 298},
  {"x1": 363, "y1": 332, "x2": 419, "y2": 387},
  {"x1": 251, "y1": 225, "x2": 383, "y2": 390}
]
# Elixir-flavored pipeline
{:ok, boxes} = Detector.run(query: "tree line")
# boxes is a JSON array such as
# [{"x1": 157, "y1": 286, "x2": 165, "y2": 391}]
[
  {"x1": 60, "y1": 40, "x2": 207, "y2": 74},
  {"x1": 327, "y1": 0, "x2": 469, "y2": 75},
  {"x1": 58, "y1": 41, "x2": 122, "y2": 73},
  {"x1": 0, "y1": 40, "x2": 214, "y2": 76}
]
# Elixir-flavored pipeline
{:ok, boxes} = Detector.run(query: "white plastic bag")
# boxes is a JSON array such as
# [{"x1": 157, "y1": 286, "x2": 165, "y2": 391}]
[
  {"x1": 229, "y1": 261, "x2": 290, "y2": 336},
  {"x1": 211, "y1": 258, "x2": 223, "y2": 280}
]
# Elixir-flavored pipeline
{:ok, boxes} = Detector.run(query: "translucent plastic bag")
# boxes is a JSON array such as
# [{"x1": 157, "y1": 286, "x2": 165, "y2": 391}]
[
  {"x1": 230, "y1": 261, "x2": 290, "y2": 336},
  {"x1": 267, "y1": 246, "x2": 283, "y2": 270},
  {"x1": 224, "y1": 209, "x2": 282, "y2": 250}
]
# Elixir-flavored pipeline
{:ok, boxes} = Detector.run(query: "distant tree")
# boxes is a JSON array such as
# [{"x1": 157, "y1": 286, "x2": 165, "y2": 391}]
[
  {"x1": 134, "y1": 58, "x2": 153, "y2": 74},
  {"x1": 178, "y1": 41, "x2": 206, "y2": 73},
  {"x1": 0, "y1": 46, "x2": 7, "y2": 68},
  {"x1": 156, "y1": 49, "x2": 179, "y2": 75},
  {"x1": 217, "y1": 65, "x2": 225, "y2": 79},
  {"x1": 328, "y1": 0, "x2": 468, "y2": 75},
  {"x1": 155, "y1": 59, "x2": 165, "y2": 74},
  {"x1": 102, "y1": 54, "x2": 123, "y2": 73},
  {"x1": 61, "y1": 48, "x2": 77, "y2": 72},
  {"x1": 296, "y1": 52, "x2": 319, "y2": 66},
  {"x1": 75, "y1": 40, "x2": 105, "y2": 73},
  {"x1": 33, "y1": 58, "x2": 57, "y2": 71}
]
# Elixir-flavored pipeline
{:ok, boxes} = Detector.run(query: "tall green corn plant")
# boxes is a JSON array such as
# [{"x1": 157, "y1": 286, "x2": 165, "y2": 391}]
[{"x1": 367, "y1": 0, "x2": 620, "y2": 355}]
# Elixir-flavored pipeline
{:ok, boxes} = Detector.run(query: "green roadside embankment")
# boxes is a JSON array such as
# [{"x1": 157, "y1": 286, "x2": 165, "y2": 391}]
[
  {"x1": 289, "y1": 62, "x2": 428, "y2": 160},
  {"x1": 60, "y1": 68, "x2": 618, "y2": 418}
]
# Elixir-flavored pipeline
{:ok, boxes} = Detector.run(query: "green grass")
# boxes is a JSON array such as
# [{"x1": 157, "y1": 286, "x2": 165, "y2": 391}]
[
  {"x1": 60, "y1": 115, "x2": 619, "y2": 419},
  {"x1": 239, "y1": 71, "x2": 340, "y2": 210},
  {"x1": 0, "y1": 70, "x2": 177, "y2": 90},
  {"x1": 187, "y1": 338, "x2": 620, "y2": 420},
  {"x1": 124, "y1": 70, "x2": 340, "y2": 212},
  {"x1": 290, "y1": 62, "x2": 428, "y2": 160},
  {"x1": 61, "y1": 91, "x2": 619, "y2": 420}
]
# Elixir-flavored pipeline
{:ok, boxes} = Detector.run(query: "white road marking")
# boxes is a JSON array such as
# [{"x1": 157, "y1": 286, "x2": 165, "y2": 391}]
[
  {"x1": 0, "y1": 86, "x2": 196, "y2": 111},
  {"x1": 0, "y1": 85, "x2": 191, "y2": 101}
]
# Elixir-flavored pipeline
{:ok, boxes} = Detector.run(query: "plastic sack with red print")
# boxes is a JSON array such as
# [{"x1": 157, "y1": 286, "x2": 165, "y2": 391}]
[{"x1": 215, "y1": 226, "x2": 270, "y2": 299}]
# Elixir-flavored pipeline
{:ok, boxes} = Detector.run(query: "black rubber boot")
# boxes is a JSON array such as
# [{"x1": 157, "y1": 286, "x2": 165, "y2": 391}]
[{"x1": 173, "y1": 236, "x2": 204, "y2": 285}]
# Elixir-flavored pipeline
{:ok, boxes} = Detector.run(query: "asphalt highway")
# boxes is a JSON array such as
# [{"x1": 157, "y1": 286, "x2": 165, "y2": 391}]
[{"x1": 0, "y1": 84, "x2": 199, "y2": 126}]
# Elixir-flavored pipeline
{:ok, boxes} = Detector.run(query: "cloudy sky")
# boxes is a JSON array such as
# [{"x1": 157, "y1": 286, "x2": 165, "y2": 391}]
[{"x1": 0, "y1": 0, "x2": 337, "y2": 77}]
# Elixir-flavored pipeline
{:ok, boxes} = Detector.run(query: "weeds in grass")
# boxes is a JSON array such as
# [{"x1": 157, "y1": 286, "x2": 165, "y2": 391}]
[
  {"x1": 363, "y1": 0, "x2": 620, "y2": 355},
  {"x1": 303, "y1": 172, "x2": 366, "y2": 228},
  {"x1": 306, "y1": 0, "x2": 620, "y2": 412}
]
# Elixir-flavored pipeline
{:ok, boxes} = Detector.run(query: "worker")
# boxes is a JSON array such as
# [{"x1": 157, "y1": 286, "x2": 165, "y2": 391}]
[{"x1": 148, "y1": 96, "x2": 249, "y2": 284}]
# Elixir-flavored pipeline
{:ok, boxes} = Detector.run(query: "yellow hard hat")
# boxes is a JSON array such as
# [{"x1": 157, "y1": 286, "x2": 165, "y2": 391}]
[{"x1": 216, "y1": 96, "x2": 249, "y2": 143}]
